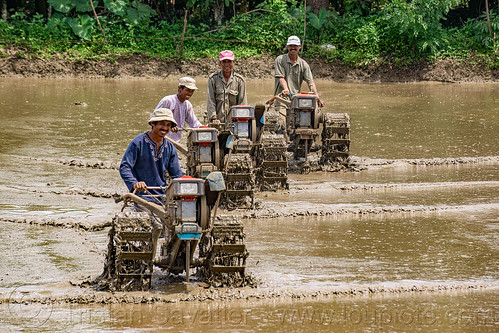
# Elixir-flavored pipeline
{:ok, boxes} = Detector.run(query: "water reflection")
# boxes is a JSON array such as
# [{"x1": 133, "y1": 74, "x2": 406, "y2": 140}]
[
  {"x1": 1, "y1": 289, "x2": 497, "y2": 332},
  {"x1": 0, "y1": 78, "x2": 497, "y2": 331},
  {"x1": 1, "y1": 78, "x2": 497, "y2": 159},
  {"x1": 245, "y1": 211, "x2": 498, "y2": 287}
]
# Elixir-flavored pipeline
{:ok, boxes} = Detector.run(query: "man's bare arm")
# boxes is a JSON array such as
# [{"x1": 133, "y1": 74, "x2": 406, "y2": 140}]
[{"x1": 308, "y1": 81, "x2": 324, "y2": 107}]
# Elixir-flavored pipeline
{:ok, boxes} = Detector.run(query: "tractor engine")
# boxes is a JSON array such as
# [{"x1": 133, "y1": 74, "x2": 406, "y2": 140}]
[
  {"x1": 230, "y1": 105, "x2": 257, "y2": 152},
  {"x1": 187, "y1": 128, "x2": 220, "y2": 178},
  {"x1": 287, "y1": 93, "x2": 322, "y2": 160},
  {"x1": 158, "y1": 176, "x2": 207, "y2": 280}
]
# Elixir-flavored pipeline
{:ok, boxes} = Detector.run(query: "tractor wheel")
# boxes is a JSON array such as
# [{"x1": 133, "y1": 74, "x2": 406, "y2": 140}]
[
  {"x1": 197, "y1": 221, "x2": 248, "y2": 287},
  {"x1": 321, "y1": 113, "x2": 351, "y2": 165},
  {"x1": 107, "y1": 211, "x2": 155, "y2": 291}
]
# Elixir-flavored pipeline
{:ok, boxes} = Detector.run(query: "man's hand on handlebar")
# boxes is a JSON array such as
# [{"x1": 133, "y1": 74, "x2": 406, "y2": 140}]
[
  {"x1": 211, "y1": 118, "x2": 221, "y2": 126},
  {"x1": 133, "y1": 181, "x2": 147, "y2": 192}
]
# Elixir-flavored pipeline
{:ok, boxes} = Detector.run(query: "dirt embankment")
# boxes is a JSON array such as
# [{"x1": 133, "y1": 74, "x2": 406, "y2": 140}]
[{"x1": 0, "y1": 52, "x2": 498, "y2": 82}]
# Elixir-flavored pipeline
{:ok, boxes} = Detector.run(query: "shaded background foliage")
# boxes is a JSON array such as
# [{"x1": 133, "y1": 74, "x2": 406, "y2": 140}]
[{"x1": 0, "y1": 0, "x2": 497, "y2": 67}]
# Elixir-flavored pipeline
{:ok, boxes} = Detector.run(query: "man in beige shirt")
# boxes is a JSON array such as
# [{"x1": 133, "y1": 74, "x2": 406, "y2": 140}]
[
  {"x1": 274, "y1": 35, "x2": 323, "y2": 107},
  {"x1": 206, "y1": 50, "x2": 247, "y2": 127}
]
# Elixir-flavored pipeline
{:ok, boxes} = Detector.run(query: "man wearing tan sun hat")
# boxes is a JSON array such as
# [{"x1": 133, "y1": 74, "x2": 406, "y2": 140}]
[
  {"x1": 206, "y1": 50, "x2": 247, "y2": 127},
  {"x1": 120, "y1": 108, "x2": 182, "y2": 200}
]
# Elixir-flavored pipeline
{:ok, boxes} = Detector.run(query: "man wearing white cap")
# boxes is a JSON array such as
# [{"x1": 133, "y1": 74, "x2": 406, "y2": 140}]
[
  {"x1": 155, "y1": 77, "x2": 203, "y2": 142},
  {"x1": 120, "y1": 108, "x2": 182, "y2": 200},
  {"x1": 207, "y1": 50, "x2": 247, "y2": 126},
  {"x1": 274, "y1": 36, "x2": 323, "y2": 107}
]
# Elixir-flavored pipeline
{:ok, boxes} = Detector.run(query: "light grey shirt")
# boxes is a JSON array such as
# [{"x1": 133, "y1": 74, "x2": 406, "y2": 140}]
[{"x1": 206, "y1": 70, "x2": 247, "y2": 124}]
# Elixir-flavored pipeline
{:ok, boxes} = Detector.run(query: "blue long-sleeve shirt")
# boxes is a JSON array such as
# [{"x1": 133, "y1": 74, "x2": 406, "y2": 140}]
[{"x1": 119, "y1": 132, "x2": 182, "y2": 200}]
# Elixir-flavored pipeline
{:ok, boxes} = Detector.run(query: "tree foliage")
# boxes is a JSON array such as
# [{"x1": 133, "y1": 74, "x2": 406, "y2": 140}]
[{"x1": 0, "y1": 0, "x2": 497, "y2": 67}]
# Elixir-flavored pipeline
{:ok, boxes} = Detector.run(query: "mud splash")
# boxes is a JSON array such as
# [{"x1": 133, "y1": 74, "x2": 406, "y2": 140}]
[
  {"x1": 237, "y1": 203, "x2": 481, "y2": 220},
  {"x1": 15, "y1": 154, "x2": 498, "y2": 171},
  {"x1": 350, "y1": 155, "x2": 499, "y2": 170},
  {"x1": 0, "y1": 217, "x2": 112, "y2": 231},
  {"x1": 8, "y1": 155, "x2": 120, "y2": 170},
  {"x1": 1, "y1": 155, "x2": 497, "y2": 228},
  {"x1": 1, "y1": 200, "x2": 488, "y2": 231},
  {"x1": 4, "y1": 184, "x2": 120, "y2": 199},
  {"x1": 2, "y1": 281, "x2": 497, "y2": 305}
]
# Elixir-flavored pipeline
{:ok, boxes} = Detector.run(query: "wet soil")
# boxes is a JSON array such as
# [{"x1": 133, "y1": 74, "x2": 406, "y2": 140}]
[
  {"x1": 0, "y1": 159, "x2": 497, "y2": 311},
  {"x1": 1, "y1": 155, "x2": 497, "y2": 229},
  {"x1": 1, "y1": 154, "x2": 497, "y2": 304},
  {"x1": 0, "y1": 75, "x2": 497, "y2": 317},
  {"x1": 1, "y1": 52, "x2": 498, "y2": 82},
  {"x1": 4, "y1": 279, "x2": 497, "y2": 305}
]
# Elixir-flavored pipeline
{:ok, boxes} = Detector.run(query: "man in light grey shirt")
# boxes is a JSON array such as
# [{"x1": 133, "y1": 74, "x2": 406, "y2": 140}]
[{"x1": 207, "y1": 50, "x2": 247, "y2": 126}]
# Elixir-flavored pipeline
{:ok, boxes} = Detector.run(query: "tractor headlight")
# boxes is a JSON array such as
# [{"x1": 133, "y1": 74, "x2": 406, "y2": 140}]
[
  {"x1": 231, "y1": 106, "x2": 254, "y2": 119},
  {"x1": 297, "y1": 98, "x2": 313, "y2": 108},
  {"x1": 172, "y1": 177, "x2": 205, "y2": 196},
  {"x1": 179, "y1": 182, "x2": 199, "y2": 195},
  {"x1": 197, "y1": 131, "x2": 212, "y2": 141},
  {"x1": 233, "y1": 107, "x2": 251, "y2": 117}
]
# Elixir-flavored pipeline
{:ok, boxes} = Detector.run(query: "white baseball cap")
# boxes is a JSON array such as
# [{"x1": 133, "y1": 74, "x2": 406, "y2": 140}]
[
  {"x1": 178, "y1": 77, "x2": 199, "y2": 90},
  {"x1": 287, "y1": 35, "x2": 301, "y2": 46}
]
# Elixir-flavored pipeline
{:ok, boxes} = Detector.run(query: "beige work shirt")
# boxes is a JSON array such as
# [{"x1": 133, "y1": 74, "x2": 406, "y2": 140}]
[
  {"x1": 274, "y1": 53, "x2": 314, "y2": 96},
  {"x1": 206, "y1": 70, "x2": 247, "y2": 124}
]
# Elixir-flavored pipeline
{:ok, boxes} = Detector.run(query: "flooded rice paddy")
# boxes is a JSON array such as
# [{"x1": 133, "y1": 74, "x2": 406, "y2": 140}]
[{"x1": 0, "y1": 77, "x2": 498, "y2": 331}]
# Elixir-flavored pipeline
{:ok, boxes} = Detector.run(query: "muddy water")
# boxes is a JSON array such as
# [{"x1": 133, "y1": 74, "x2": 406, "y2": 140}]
[
  {"x1": 1, "y1": 290, "x2": 498, "y2": 331},
  {"x1": 0, "y1": 77, "x2": 498, "y2": 331}
]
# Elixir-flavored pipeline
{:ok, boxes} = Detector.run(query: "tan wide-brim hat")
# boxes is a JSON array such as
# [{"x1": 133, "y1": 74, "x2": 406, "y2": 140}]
[{"x1": 148, "y1": 108, "x2": 177, "y2": 127}]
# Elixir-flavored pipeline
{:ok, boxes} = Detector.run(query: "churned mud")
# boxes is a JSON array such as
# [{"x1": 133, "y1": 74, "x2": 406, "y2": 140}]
[
  {"x1": 2, "y1": 280, "x2": 498, "y2": 306},
  {"x1": 349, "y1": 155, "x2": 499, "y2": 169},
  {"x1": 0, "y1": 154, "x2": 497, "y2": 305},
  {"x1": 1, "y1": 155, "x2": 497, "y2": 228},
  {"x1": 0, "y1": 156, "x2": 499, "y2": 304},
  {"x1": 7, "y1": 155, "x2": 120, "y2": 170}
]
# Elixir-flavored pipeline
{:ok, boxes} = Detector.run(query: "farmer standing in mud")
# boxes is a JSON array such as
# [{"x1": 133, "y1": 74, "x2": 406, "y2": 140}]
[
  {"x1": 206, "y1": 50, "x2": 247, "y2": 126},
  {"x1": 155, "y1": 77, "x2": 203, "y2": 142},
  {"x1": 274, "y1": 35, "x2": 323, "y2": 107},
  {"x1": 120, "y1": 108, "x2": 182, "y2": 201}
]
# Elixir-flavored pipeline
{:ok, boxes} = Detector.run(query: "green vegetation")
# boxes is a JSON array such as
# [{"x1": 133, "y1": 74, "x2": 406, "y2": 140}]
[{"x1": 0, "y1": 0, "x2": 497, "y2": 68}]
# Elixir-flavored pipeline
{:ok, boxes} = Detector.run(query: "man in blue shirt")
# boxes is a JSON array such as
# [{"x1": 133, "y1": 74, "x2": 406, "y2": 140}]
[{"x1": 120, "y1": 108, "x2": 183, "y2": 201}]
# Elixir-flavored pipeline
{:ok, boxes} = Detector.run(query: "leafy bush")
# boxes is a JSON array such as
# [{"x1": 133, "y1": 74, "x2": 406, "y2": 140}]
[
  {"x1": 0, "y1": 0, "x2": 497, "y2": 69},
  {"x1": 329, "y1": 15, "x2": 381, "y2": 65},
  {"x1": 377, "y1": 0, "x2": 467, "y2": 57},
  {"x1": 461, "y1": 10, "x2": 499, "y2": 52}
]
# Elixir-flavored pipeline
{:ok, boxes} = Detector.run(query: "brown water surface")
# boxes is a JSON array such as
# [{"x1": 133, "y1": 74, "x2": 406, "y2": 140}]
[{"x1": 0, "y1": 77, "x2": 497, "y2": 331}]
